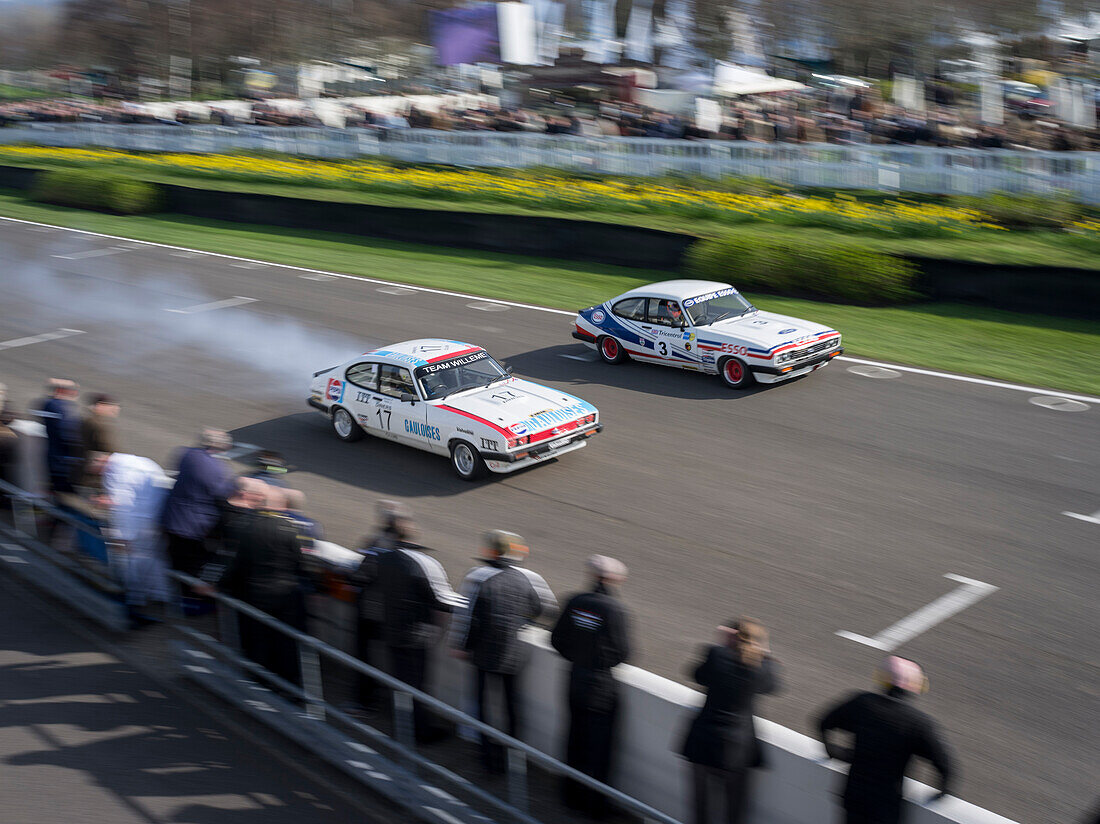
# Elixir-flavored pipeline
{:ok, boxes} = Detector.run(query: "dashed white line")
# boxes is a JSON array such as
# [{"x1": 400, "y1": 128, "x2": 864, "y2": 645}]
[
  {"x1": 3, "y1": 214, "x2": 1096, "y2": 403},
  {"x1": 52, "y1": 246, "x2": 130, "y2": 260},
  {"x1": 1028, "y1": 396, "x2": 1089, "y2": 412},
  {"x1": 423, "y1": 807, "x2": 465, "y2": 824},
  {"x1": 1062, "y1": 509, "x2": 1100, "y2": 525},
  {"x1": 560, "y1": 353, "x2": 597, "y2": 362},
  {"x1": 300, "y1": 273, "x2": 336, "y2": 281},
  {"x1": 847, "y1": 364, "x2": 901, "y2": 379},
  {"x1": 1, "y1": 555, "x2": 28, "y2": 564},
  {"x1": 837, "y1": 573, "x2": 999, "y2": 651},
  {"x1": 0, "y1": 328, "x2": 85, "y2": 350},
  {"x1": 467, "y1": 301, "x2": 509, "y2": 312},
  {"x1": 165, "y1": 296, "x2": 257, "y2": 314},
  {"x1": 377, "y1": 286, "x2": 415, "y2": 295}
]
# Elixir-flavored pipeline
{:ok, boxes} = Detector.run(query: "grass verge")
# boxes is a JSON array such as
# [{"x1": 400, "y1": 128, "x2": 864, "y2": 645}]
[{"x1": 1, "y1": 190, "x2": 1097, "y2": 395}]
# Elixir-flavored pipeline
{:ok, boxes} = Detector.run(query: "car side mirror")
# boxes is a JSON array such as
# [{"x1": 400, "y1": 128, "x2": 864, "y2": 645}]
[
  {"x1": 680, "y1": 321, "x2": 689, "y2": 329},
  {"x1": 400, "y1": 393, "x2": 417, "y2": 404},
  {"x1": 506, "y1": 365, "x2": 514, "y2": 374}
]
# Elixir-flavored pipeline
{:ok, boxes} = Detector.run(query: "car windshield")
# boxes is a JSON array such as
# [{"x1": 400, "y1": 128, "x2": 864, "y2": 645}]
[
  {"x1": 415, "y1": 350, "x2": 508, "y2": 400},
  {"x1": 683, "y1": 288, "x2": 756, "y2": 325}
]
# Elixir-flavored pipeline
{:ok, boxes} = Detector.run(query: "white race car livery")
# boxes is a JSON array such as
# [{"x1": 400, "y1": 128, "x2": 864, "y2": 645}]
[
  {"x1": 309, "y1": 339, "x2": 601, "y2": 480},
  {"x1": 572, "y1": 279, "x2": 843, "y2": 388}
]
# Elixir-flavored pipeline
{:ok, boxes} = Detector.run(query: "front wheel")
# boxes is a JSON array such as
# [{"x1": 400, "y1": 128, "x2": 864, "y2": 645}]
[
  {"x1": 719, "y1": 357, "x2": 755, "y2": 390},
  {"x1": 450, "y1": 440, "x2": 488, "y2": 481},
  {"x1": 598, "y1": 335, "x2": 627, "y2": 364},
  {"x1": 332, "y1": 406, "x2": 365, "y2": 442}
]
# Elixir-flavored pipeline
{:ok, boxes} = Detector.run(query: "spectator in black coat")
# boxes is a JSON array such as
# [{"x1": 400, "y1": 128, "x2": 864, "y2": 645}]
[
  {"x1": 216, "y1": 489, "x2": 308, "y2": 687},
  {"x1": 682, "y1": 617, "x2": 780, "y2": 824},
  {"x1": 817, "y1": 656, "x2": 953, "y2": 824},
  {"x1": 41, "y1": 379, "x2": 81, "y2": 494},
  {"x1": 349, "y1": 500, "x2": 413, "y2": 709},
  {"x1": 551, "y1": 554, "x2": 632, "y2": 815},
  {"x1": 377, "y1": 525, "x2": 462, "y2": 742},
  {"x1": 450, "y1": 530, "x2": 557, "y2": 772}
]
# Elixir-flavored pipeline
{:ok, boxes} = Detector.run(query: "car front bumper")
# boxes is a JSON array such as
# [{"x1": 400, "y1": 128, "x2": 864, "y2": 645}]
[
  {"x1": 751, "y1": 349, "x2": 844, "y2": 383},
  {"x1": 307, "y1": 397, "x2": 329, "y2": 413},
  {"x1": 481, "y1": 424, "x2": 603, "y2": 472}
]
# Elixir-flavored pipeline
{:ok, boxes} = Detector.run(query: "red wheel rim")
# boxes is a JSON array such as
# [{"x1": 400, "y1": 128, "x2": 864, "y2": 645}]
[
  {"x1": 725, "y1": 360, "x2": 743, "y2": 383},
  {"x1": 602, "y1": 338, "x2": 619, "y2": 359}
]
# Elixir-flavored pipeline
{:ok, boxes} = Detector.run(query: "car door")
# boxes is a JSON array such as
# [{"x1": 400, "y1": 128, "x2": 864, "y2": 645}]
[
  {"x1": 341, "y1": 362, "x2": 383, "y2": 434},
  {"x1": 641, "y1": 298, "x2": 692, "y2": 367},
  {"x1": 376, "y1": 364, "x2": 433, "y2": 449}
]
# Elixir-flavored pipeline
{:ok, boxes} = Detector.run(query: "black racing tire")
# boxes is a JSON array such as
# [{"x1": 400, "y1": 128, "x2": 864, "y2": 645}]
[
  {"x1": 597, "y1": 335, "x2": 628, "y2": 364},
  {"x1": 331, "y1": 406, "x2": 365, "y2": 442},
  {"x1": 718, "y1": 357, "x2": 755, "y2": 390},
  {"x1": 450, "y1": 440, "x2": 488, "y2": 481}
]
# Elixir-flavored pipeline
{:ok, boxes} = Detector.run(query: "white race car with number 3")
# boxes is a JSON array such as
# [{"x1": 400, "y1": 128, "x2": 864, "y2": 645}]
[
  {"x1": 309, "y1": 340, "x2": 601, "y2": 480},
  {"x1": 572, "y1": 280, "x2": 843, "y2": 388}
]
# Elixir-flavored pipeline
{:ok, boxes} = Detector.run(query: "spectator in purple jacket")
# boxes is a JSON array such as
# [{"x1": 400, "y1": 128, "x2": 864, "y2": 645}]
[{"x1": 161, "y1": 428, "x2": 235, "y2": 578}]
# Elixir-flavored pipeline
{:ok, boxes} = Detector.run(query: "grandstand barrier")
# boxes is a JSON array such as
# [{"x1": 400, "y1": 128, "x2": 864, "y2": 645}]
[{"x1": 1, "y1": 125, "x2": 1099, "y2": 201}]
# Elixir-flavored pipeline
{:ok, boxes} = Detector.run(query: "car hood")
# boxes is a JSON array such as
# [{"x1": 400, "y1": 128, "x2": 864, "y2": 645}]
[
  {"x1": 437, "y1": 378, "x2": 597, "y2": 435},
  {"x1": 702, "y1": 310, "x2": 835, "y2": 349}
]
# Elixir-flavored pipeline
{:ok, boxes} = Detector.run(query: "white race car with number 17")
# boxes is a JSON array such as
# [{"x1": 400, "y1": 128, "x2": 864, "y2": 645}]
[
  {"x1": 572, "y1": 280, "x2": 843, "y2": 388},
  {"x1": 309, "y1": 340, "x2": 601, "y2": 480}
]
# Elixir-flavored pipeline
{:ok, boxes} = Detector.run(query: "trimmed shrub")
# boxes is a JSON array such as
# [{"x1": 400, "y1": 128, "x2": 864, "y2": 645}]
[
  {"x1": 950, "y1": 191, "x2": 1084, "y2": 230},
  {"x1": 30, "y1": 169, "x2": 163, "y2": 215},
  {"x1": 685, "y1": 235, "x2": 920, "y2": 306}
]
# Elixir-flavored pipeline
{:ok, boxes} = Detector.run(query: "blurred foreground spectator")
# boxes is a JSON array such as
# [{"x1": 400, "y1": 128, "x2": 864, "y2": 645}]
[
  {"x1": 216, "y1": 482, "x2": 309, "y2": 687},
  {"x1": 77, "y1": 393, "x2": 119, "y2": 485},
  {"x1": 41, "y1": 379, "x2": 81, "y2": 494},
  {"x1": 817, "y1": 656, "x2": 953, "y2": 824},
  {"x1": 161, "y1": 428, "x2": 234, "y2": 578},
  {"x1": 551, "y1": 554, "x2": 632, "y2": 816},
  {"x1": 378, "y1": 514, "x2": 462, "y2": 743},
  {"x1": 681, "y1": 618, "x2": 780, "y2": 824},
  {"x1": 450, "y1": 530, "x2": 557, "y2": 773},
  {"x1": 95, "y1": 451, "x2": 172, "y2": 628}
]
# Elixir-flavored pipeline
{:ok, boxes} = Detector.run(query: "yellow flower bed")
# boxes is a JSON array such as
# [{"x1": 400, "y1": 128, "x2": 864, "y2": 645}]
[{"x1": 0, "y1": 145, "x2": 999, "y2": 237}]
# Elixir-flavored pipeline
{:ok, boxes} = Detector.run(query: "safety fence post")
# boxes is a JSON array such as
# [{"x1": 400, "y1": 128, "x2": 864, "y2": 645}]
[
  {"x1": 298, "y1": 641, "x2": 325, "y2": 721},
  {"x1": 506, "y1": 746, "x2": 529, "y2": 813},
  {"x1": 393, "y1": 689, "x2": 415, "y2": 750}
]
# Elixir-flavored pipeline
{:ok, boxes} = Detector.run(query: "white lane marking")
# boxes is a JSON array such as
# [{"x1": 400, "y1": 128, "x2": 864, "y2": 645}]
[
  {"x1": 847, "y1": 364, "x2": 901, "y2": 379},
  {"x1": 231, "y1": 261, "x2": 265, "y2": 269},
  {"x1": 171, "y1": 250, "x2": 201, "y2": 258},
  {"x1": 1, "y1": 555, "x2": 28, "y2": 564},
  {"x1": 0, "y1": 328, "x2": 85, "y2": 350},
  {"x1": 377, "y1": 286, "x2": 415, "y2": 295},
  {"x1": 52, "y1": 246, "x2": 130, "y2": 260},
  {"x1": 2, "y1": 214, "x2": 1096, "y2": 401},
  {"x1": 164, "y1": 296, "x2": 257, "y2": 314},
  {"x1": 346, "y1": 741, "x2": 377, "y2": 755},
  {"x1": 1, "y1": 543, "x2": 25, "y2": 552},
  {"x1": 836, "y1": 573, "x2": 999, "y2": 651},
  {"x1": 837, "y1": 356, "x2": 1100, "y2": 404},
  {"x1": 561, "y1": 353, "x2": 597, "y2": 362},
  {"x1": 421, "y1": 785, "x2": 458, "y2": 803},
  {"x1": 467, "y1": 301, "x2": 510, "y2": 312},
  {"x1": 1063, "y1": 509, "x2": 1100, "y2": 525},
  {"x1": 423, "y1": 807, "x2": 464, "y2": 824},
  {"x1": 1028, "y1": 396, "x2": 1089, "y2": 412},
  {"x1": 301, "y1": 273, "x2": 336, "y2": 281}
]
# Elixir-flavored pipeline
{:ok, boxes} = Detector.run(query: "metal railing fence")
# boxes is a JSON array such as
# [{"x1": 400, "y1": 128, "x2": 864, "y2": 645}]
[
  {"x1": 0, "y1": 477, "x2": 681, "y2": 824},
  {"x1": 1, "y1": 123, "x2": 1098, "y2": 200}
]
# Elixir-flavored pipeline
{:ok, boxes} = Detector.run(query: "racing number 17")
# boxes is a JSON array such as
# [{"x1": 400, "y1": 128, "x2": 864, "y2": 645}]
[{"x1": 375, "y1": 408, "x2": 391, "y2": 430}]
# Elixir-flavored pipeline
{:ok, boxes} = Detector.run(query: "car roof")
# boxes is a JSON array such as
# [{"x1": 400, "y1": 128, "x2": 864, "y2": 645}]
[
  {"x1": 614, "y1": 280, "x2": 734, "y2": 302},
  {"x1": 362, "y1": 339, "x2": 482, "y2": 368}
]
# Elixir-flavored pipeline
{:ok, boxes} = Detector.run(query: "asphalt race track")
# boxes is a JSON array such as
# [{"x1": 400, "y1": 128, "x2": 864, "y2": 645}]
[{"x1": 2, "y1": 218, "x2": 1098, "y2": 824}]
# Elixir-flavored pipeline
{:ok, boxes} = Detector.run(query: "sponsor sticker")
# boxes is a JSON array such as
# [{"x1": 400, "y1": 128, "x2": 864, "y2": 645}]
[
  {"x1": 326, "y1": 378, "x2": 344, "y2": 403},
  {"x1": 778, "y1": 327, "x2": 797, "y2": 334},
  {"x1": 591, "y1": 309, "x2": 606, "y2": 323},
  {"x1": 509, "y1": 423, "x2": 528, "y2": 435},
  {"x1": 415, "y1": 350, "x2": 488, "y2": 376},
  {"x1": 404, "y1": 420, "x2": 441, "y2": 441},
  {"x1": 683, "y1": 287, "x2": 738, "y2": 308},
  {"x1": 480, "y1": 437, "x2": 499, "y2": 450}
]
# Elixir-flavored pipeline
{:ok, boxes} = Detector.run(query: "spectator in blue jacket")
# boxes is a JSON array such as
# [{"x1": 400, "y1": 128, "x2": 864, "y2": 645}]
[
  {"x1": 41, "y1": 379, "x2": 82, "y2": 494},
  {"x1": 162, "y1": 428, "x2": 235, "y2": 578}
]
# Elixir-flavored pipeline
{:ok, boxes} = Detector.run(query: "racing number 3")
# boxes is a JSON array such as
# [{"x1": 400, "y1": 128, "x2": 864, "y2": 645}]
[
  {"x1": 656, "y1": 341, "x2": 669, "y2": 357},
  {"x1": 375, "y1": 408, "x2": 392, "y2": 430}
]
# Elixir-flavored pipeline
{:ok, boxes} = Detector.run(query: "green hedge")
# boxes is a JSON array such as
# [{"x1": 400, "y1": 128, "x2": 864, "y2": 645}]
[
  {"x1": 30, "y1": 169, "x2": 163, "y2": 215},
  {"x1": 949, "y1": 191, "x2": 1085, "y2": 229},
  {"x1": 685, "y1": 235, "x2": 920, "y2": 305}
]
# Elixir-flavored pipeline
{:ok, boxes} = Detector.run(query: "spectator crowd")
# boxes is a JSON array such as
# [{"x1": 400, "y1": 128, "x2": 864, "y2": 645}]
[
  {"x1": 0, "y1": 377, "x2": 956, "y2": 824},
  {"x1": 2, "y1": 88, "x2": 1097, "y2": 151}
]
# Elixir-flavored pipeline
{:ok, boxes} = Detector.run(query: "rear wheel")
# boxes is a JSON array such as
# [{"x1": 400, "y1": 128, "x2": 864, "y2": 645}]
[
  {"x1": 719, "y1": 357, "x2": 755, "y2": 390},
  {"x1": 332, "y1": 407, "x2": 365, "y2": 442},
  {"x1": 598, "y1": 335, "x2": 627, "y2": 364},
  {"x1": 450, "y1": 440, "x2": 488, "y2": 481}
]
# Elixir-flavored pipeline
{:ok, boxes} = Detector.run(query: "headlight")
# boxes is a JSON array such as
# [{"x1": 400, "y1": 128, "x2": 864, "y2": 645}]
[
  {"x1": 506, "y1": 435, "x2": 530, "y2": 449},
  {"x1": 777, "y1": 352, "x2": 792, "y2": 363}
]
